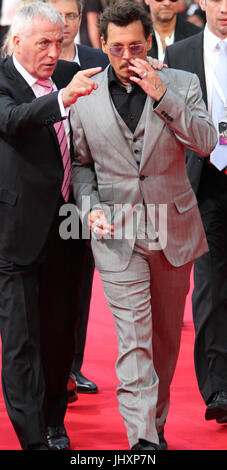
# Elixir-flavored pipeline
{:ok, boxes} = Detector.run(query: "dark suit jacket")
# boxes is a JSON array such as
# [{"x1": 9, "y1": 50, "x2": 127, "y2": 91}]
[
  {"x1": 0, "y1": 56, "x2": 79, "y2": 265},
  {"x1": 77, "y1": 44, "x2": 109, "y2": 70},
  {"x1": 148, "y1": 14, "x2": 202, "y2": 59},
  {"x1": 164, "y1": 31, "x2": 207, "y2": 194}
]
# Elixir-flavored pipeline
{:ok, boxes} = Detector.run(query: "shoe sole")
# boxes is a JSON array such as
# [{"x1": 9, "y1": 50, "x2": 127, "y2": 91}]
[
  {"x1": 205, "y1": 405, "x2": 227, "y2": 421},
  {"x1": 68, "y1": 396, "x2": 78, "y2": 403},
  {"x1": 48, "y1": 444, "x2": 71, "y2": 450},
  {"x1": 77, "y1": 387, "x2": 98, "y2": 394},
  {"x1": 67, "y1": 391, "x2": 78, "y2": 403},
  {"x1": 216, "y1": 418, "x2": 227, "y2": 424},
  {"x1": 159, "y1": 442, "x2": 168, "y2": 450}
]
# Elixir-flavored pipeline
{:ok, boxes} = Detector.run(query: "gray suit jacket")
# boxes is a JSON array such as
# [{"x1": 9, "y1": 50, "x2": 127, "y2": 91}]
[{"x1": 71, "y1": 66, "x2": 217, "y2": 272}]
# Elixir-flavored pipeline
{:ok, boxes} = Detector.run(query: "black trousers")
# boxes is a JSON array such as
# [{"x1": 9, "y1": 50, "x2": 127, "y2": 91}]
[
  {"x1": 71, "y1": 240, "x2": 95, "y2": 374},
  {"x1": 192, "y1": 162, "x2": 227, "y2": 404},
  {"x1": 0, "y1": 196, "x2": 84, "y2": 449}
]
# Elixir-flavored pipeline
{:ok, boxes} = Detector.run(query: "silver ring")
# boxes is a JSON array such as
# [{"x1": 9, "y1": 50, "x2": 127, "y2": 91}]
[
  {"x1": 94, "y1": 219, "x2": 100, "y2": 226},
  {"x1": 142, "y1": 72, "x2": 147, "y2": 78},
  {"x1": 93, "y1": 226, "x2": 99, "y2": 234}
]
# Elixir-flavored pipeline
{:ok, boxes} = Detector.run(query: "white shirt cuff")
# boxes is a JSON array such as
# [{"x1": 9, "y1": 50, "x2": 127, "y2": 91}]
[{"x1": 58, "y1": 89, "x2": 70, "y2": 118}]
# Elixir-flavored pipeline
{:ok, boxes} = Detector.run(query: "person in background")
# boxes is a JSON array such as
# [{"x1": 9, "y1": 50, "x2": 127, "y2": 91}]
[
  {"x1": 45, "y1": 0, "x2": 108, "y2": 399},
  {"x1": 0, "y1": 0, "x2": 39, "y2": 57},
  {"x1": 186, "y1": 1, "x2": 206, "y2": 27},
  {"x1": 0, "y1": 0, "x2": 21, "y2": 47},
  {"x1": 165, "y1": 0, "x2": 227, "y2": 425},
  {"x1": 145, "y1": 0, "x2": 202, "y2": 60},
  {"x1": 70, "y1": 0, "x2": 216, "y2": 450},
  {"x1": 0, "y1": 1, "x2": 101, "y2": 450},
  {"x1": 45, "y1": 0, "x2": 109, "y2": 66},
  {"x1": 186, "y1": 6, "x2": 206, "y2": 27},
  {"x1": 79, "y1": 0, "x2": 103, "y2": 48}
]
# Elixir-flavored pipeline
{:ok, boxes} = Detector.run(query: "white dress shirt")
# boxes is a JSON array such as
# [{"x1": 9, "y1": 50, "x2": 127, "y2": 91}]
[
  {"x1": 73, "y1": 43, "x2": 81, "y2": 65},
  {"x1": 203, "y1": 24, "x2": 227, "y2": 114},
  {"x1": 153, "y1": 28, "x2": 175, "y2": 62}
]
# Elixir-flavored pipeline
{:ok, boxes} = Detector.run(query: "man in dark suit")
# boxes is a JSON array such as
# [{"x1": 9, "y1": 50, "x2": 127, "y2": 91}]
[
  {"x1": 46, "y1": 0, "x2": 109, "y2": 396},
  {"x1": 0, "y1": 1, "x2": 101, "y2": 450},
  {"x1": 145, "y1": 0, "x2": 202, "y2": 60},
  {"x1": 165, "y1": 0, "x2": 227, "y2": 423}
]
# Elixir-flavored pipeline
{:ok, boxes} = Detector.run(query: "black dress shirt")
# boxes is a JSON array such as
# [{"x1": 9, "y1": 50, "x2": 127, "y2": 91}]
[{"x1": 108, "y1": 66, "x2": 147, "y2": 134}]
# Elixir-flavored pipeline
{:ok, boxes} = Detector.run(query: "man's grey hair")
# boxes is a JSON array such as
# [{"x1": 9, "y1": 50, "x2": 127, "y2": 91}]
[{"x1": 11, "y1": 1, "x2": 64, "y2": 38}]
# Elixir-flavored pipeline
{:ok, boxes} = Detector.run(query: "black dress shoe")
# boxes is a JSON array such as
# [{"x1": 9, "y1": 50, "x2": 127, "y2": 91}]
[
  {"x1": 205, "y1": 391, "x2": 227, "y2": 421},
  {"x1": 131, "y1": 439, "x2": 159, "y2": 450},
  {"x1": 74, "y1": 371, "x2": 98, "y2": 394},
  {"x1": 158, "y1": 430, "x2": 168, "y2": 450},
  {"x1": 216, "y1": 415, "x2": 227, "y2": 424},
  {"x1": 46, "y1": 424, "x2": 71, "y2": 450},
  {"x1": 67, "y1": 373, "x2": 78, "y2": 403},
  {"x1": 27, "y1": 443, "x2": 48, "y2": 450}
]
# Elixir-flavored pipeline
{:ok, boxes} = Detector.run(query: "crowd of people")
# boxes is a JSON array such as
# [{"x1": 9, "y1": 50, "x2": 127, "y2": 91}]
[{"x1": 0, "y1": 0, "x2": 226, "y2": 452}]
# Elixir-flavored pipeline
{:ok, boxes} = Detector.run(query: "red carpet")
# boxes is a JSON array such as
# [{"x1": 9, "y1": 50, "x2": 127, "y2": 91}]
[{"x1": 0, "y1": 270, "x2": 227, "y2": 451}]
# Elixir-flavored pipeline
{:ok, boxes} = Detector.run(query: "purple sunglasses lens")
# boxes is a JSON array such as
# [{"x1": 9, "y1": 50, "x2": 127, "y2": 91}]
[{"x1": 110, "y1": 44, "x2": 145, "y2": 56}]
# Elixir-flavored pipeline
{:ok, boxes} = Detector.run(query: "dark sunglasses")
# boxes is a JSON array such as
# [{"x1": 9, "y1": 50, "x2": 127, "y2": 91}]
[{"x1": 109, "y1": 44, "x2": 145, "y2": 57}]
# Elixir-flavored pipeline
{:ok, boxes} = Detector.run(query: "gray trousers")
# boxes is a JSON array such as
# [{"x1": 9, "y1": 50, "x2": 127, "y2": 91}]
[{"x1": 100, "y1": 221, "x2": 192, "y2": 448}]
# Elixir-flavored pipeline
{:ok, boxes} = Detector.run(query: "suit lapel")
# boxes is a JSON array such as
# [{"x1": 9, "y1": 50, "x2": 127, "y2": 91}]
[
  {"x1": 190, "y1": 33, "x2": 207, "y2": 106},
  {"x1": 140, "y1": 70, "x2": 169, "y2": 170},
  {"x1": 89, "y1": 68, "x2": 138, "y2": 170},
  {"x1": 77, "y1": 45, "x2": 88, "y2": 69},
  {"x1": 174, "y1": 15, "x2": 187, "y2": 41},
  {"x1": 52, "y1": 60, "x2": 80, "y2": 89},
  {"x1": 148, "y1": 35, "x2": 158, "y2": 59},
  {"x1": 5, "y1": 56, "x2": 36, "y2": 101}
]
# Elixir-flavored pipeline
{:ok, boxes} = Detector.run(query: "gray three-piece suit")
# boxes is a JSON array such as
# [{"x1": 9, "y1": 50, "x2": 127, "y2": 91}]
[{"x1": 70, "y1": 66, "x2": 217, "y2": 448}]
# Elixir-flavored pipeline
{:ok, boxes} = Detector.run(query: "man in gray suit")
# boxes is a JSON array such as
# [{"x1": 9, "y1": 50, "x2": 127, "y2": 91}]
[{"x1": 70, "y1": 1, "x2": 217, "y2": 450}]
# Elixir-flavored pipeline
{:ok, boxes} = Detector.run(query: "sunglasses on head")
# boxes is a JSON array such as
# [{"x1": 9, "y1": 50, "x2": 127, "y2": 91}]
[{"x1": 109, "y1": 44, "x2": 145, "y2": 57}]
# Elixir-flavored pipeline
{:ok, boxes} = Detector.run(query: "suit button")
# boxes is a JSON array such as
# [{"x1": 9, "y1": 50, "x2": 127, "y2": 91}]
[{"x1": 140, "y1": 175, "x2": 146, "y2": 181}]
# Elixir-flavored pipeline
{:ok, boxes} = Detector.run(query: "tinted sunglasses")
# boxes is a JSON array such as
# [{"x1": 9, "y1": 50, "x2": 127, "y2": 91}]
[
  {"x1": 109, "y1": 44, "x2": 145, "y2": 57},
  {"x1": 154, "y1": 0, "x2": 178, "y2": 2}
]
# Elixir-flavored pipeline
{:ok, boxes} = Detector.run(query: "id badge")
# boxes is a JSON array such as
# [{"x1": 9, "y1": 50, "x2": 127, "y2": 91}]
[{"x1": 218, "y1": 119, "x2": 227, "y2": 145}]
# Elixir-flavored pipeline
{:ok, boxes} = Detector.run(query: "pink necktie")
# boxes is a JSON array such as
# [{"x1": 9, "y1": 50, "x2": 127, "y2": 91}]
[{"x1": 36, "y1": 78, "x2": 71, "y2": 202}]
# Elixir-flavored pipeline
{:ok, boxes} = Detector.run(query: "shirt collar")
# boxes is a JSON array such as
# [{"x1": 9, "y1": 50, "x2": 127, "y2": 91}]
[
  {"x1": 204, "y1": 24, "x2": 227, "y2": 52},
  {"x1": 73, "y1": 43, "x2": 81, "y2": 65},
  {"x1": 108, "y1": 65, "x2": 136, "y2": 93},
  {"x1": 12, "y1": 54, "x2": 38, "y2": 87},
  {"x1": 108, "y1": 65, "x2": 120, "y2": 86}
]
